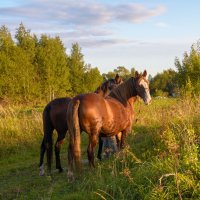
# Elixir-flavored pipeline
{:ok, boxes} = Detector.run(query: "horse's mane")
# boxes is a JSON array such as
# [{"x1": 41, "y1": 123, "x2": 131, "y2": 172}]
[
  {"x1": 94, "y1": 78, "x2": 115, "y2": 96},
  {"x1": 95, "y1": 79, "x2": 114, "y2": 90},
  {"x1": 108, "y1": 77, "x2": 136, "y2": 106}
]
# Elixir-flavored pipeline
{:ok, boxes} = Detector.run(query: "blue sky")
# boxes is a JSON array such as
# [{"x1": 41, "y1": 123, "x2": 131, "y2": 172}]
[{"x1": 0, "y1": 0, "x2": 199, "y2": 76}]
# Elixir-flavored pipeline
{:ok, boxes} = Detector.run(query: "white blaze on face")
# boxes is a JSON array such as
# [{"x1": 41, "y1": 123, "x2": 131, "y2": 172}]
[{"x1": 139, "y1": 79, "x2": 152, "y2": 105}]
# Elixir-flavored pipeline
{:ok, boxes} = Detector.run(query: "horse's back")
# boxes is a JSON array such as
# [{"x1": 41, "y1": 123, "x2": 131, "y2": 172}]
[
  {"x1": 78, "y1": 93, "x2": 106, "y2": 118},
  {"x1": 76, "y1": 93, "x2": 131, "y2": 135},
  {"x1": 78, "y1": 93, "x2": 123, "y2": 113},
  {"x1": 43, "y1": 97, "x2": 71, "y2": 132}
]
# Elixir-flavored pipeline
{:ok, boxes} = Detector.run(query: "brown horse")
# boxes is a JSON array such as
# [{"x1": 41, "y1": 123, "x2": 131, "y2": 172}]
[
  {"x1": 39, "y1": 74, "x2": 123, "y2": 175},
  {"x1": 67, "y1": 70, "x2": 151, "y2": 175}
]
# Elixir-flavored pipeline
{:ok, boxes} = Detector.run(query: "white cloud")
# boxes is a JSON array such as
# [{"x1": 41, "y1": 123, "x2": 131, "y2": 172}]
[
  {"x1": 113, "y1": 4, "x2": 166, "y2": 23},
  {"x1": 0, "y1": 0, "x2": 167, "y2": 49},
  {"x1": 0, "y1": 1, "x2": 167, "y2": 26}
]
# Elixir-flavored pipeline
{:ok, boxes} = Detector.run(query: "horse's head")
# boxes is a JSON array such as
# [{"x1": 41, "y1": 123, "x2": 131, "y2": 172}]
[
  {"x1": 134, "y1": 70, "x2": 152, "y2": 105},
  {"x1": 95, "y1": 74, "x2": 123, "y2": 97},
  {"x1": 107, "y1": 74, "x2": 123, "y2": 91}
]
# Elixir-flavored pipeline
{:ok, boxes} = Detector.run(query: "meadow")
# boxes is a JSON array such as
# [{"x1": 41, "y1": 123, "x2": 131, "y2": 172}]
[{"x1": 0, "y1": 97, "x2": 199, "y2": 200}]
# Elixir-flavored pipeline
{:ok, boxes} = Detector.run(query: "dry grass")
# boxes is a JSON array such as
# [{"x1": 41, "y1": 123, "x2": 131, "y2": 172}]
[
  {"x1": 0, "y1": 97, "x2": 199, "y2": 199},
  {"x1": 0, "y1": 105, "x2": 43, "y2": 157}
]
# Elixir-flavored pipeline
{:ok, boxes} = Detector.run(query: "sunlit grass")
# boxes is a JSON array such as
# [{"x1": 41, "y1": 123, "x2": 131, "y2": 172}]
[
  {"x1": 0, "y1": 97, "x2": 199, "y2": 199},
  {"x1": 0, "y1": 105, "x2": 43, "y2": 157}
]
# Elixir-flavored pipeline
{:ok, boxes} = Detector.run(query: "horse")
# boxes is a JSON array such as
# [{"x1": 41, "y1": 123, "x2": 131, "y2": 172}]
[
  {"x1": 67, "y1": 70, "x2": 151, "y2": 175},
  {"x1": 39, "y1": 74, "x2": 123, "y2": 176}
]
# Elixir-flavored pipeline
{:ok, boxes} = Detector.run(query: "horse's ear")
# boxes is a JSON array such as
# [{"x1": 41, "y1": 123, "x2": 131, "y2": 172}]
[
  {"x1": 143, "y1": 70, "x2": 147, "y2": 77},
  {"x1": 115, "y1": 74, "x2": 120, "y2": 84},
  {"x1": 135, "y1": 71, "x2": 139, "y2": 78}
]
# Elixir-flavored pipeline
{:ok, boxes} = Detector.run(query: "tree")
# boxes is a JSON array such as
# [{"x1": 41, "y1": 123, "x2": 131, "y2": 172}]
[
  {"x1": 0, "y1": 25, "x2": 14, "y2": 52},
  {"x1": 14, "y1": 23, "x2": 41, "y2": 101},
  {"x1": 36, "y1": 35, "x2": 71, "y2": 101},
  {"x1": 114, "y1": 66, "x2": 131, "y2": 79},
  {"x1": 83, "y1": 64, "x2": 103, "y2": 93},
  {"x1": 148, "y1": 74, "x2": 153, "y2": 82},
  {"x1": 0, "y1": 25, "x2": 19, "y2": 99},
  {"x1": 175, "y1": 39, "x2": 200, "y2": 95},
  {"x1": 150, "y1": 69, "x2": 177, "y2": 96},
  {"x1": 130, "y1": 67, "x2": 136, "y2": 77},
  {"x1": 15, "y1": 23, "x2": 37, "y2": 62},
  {"x1": 102, "y1": 71, "x2": 116, "y2": 81},
  {"x1": 68, "y1": 43, "x2": 85, "y2": 95},
  {"x1": 103, "y1": 66, "x2": 133, "y2": 81}
]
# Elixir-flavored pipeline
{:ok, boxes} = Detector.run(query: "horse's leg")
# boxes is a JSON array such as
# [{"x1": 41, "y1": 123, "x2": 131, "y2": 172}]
[
  {"x1": 97, "y1": 134, "x2": 103, "y2": 160},
  {"x1": 42, "y1": 105, "x2": 54, "y2": 174},
  {"x1": 116, "y1": 132, "x2": 122, "y2": 150},
  {"x1": 45, "y1": 128, "x2": 54, "y2": 174},
  {"x1": 67, "y1": 142, "x2": 75, "y2": 181},
  {"x1": 39, "y1": 139, "x2": 45, "y2": 176},
  {"x1": 120, "y1": 130, "x2": 128, "y2": 149},
  {"x1": 39, "y1": 127, "x2": 54, "y2": 175},
  {"x1": 87, "y1": 134, "x2": 98, "y2": 167},
  {"x1": 55, "y1": 131, "x2": 66, "y2": 172}
]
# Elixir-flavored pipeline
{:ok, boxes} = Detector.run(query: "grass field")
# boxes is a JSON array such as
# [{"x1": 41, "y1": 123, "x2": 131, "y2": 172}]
[{"x1": 0, "y1": 97, "x2": 199, "y2": 200}]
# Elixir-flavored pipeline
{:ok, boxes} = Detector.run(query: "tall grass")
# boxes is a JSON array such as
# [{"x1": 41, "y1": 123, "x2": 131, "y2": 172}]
[
  {"x1": 0, "y1": 97, "x2": 199, "y2": 199},
  {"x1": 0, "y1": 105, "x2": 43, "y2": 157},
  {"x1": 89, "y1": 97, "x2": 200, "y2": 200}
]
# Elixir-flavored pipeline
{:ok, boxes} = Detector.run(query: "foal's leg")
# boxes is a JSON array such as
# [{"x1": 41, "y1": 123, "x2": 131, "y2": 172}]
[
  {"x1": 87, "y1": 134, "x2": 98, "y2": 167},
  {"x1": 97, "y1": 134, "x2": 103, "y2": 160},
  {"x1": 55, "y1": 131, "x2": 66, "y2": 172},
  {"x1": 39, "y1": 139, "x2": 46, "y2": 176},
  {"x1": 39, "y1": 125, "x2": 54, "y2": 175}
]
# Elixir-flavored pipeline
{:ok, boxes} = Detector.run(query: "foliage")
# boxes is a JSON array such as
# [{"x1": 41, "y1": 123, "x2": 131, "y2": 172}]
[
  {"x1": 102, "y1": 66, "x2": 136, "y2": 81},
  {"x1": 150, "y1": 69, "x2": 178, "y2": 97},
  {"x1": 36, "y1": 35, "x2": 71, "y2": 101},
  {"x1": 68, "y1": 43, "x2": 85, "y2": 95},
  {"x1": 0, "y1": 97, "x2": 199, "y2": 199},
  {"x1": 175, "y1": 39, "x2": 200, "y2": 96},
  {"x1": 0, "y1": 24, "x2": 102, "y2": 103},
  {"x1": 83, "y1": 64, "x2": 103, "y2": 93}
]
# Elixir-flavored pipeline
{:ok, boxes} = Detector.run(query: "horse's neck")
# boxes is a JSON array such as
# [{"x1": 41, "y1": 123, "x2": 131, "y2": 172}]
[
  {"x1": 109, "y1": 78, "x2": 137, "y2": 105},
  {"x1": 128, "y1": 96, "x2": 137, "y2": 105},
  {"x1": 126, "y1": 97, "x2": 136, "y2": 115}
]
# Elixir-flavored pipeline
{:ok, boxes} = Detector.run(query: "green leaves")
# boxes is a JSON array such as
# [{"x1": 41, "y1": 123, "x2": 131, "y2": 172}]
[
  {"x1": 150, "y1": 69, "x2": 177, "y2": 97},
  {"x1": 175, "y1": 40, "x2": 200, "y2": 96},
  {"x1": 0, "y1": 24, "x2": 102, "y2": 102},
  {"x1": 68, "y1": 43, "x2": 84, "y2": 95},
  {"x1": 36, "y1": 35, "x2": 70, "y2": 101},
  {"x1": 68, "y1": 43, "x2": 102, "y2": 95}
]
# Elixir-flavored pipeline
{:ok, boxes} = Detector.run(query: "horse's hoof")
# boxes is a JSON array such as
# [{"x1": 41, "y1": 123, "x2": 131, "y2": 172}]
[
  {"x1": 39, "y1": 165, "x2": 45, "y2": 176},
  {"x1": 97, "y1": 156, "x2": 102, "y2": 161},
  {"x1": 56, "y1": 166, "x2": 63, "y2": 172},
  {"x1": 67, "y1": 171, "x2": 75, "y2": 182},
  {"x1": 59, "y1": 168, "x2": 63, "y2": 173},
  {"x1": 39, "y1": 171, "x2": 45, "y2": 176}
]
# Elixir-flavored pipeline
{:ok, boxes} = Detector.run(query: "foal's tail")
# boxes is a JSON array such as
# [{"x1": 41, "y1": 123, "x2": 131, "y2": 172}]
[
  {"x1": 42, "y1": 105, "x2": 53, "y2": 172},
  {"x1": 68, "y1": 99, "x2": 81, "y2": 171}
]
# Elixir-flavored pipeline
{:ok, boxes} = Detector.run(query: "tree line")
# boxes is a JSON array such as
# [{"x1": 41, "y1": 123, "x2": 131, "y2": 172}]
[
  {"x1": 150, "y1": 40, "x2": 200, "y2": 97},
  {"x1": 0, "y1": 23, "x2": 199, "y2": 104},
  {"x1": 0, "y1": 23, "x2": 103, "y2": 103}
]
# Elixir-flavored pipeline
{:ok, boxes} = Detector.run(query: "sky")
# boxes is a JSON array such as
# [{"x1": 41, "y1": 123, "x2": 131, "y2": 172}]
[{"x1": 0, "y1": 0, "x2": 200, "y2": 76}]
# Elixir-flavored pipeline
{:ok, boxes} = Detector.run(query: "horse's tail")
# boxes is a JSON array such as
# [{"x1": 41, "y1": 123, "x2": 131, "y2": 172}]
[
  {"x1": 43, "y1": 105, "x2": 53, "y2": 172},
  {"x1": 68, "y1": 99, "x2": 81, "y2": 171}
]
